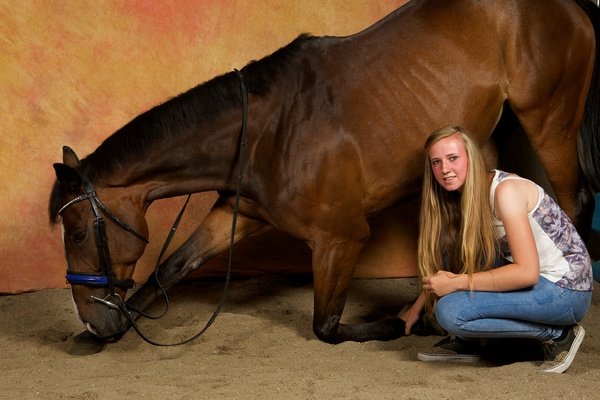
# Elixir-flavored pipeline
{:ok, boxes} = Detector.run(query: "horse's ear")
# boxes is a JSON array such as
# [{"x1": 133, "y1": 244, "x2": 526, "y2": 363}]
[
  {"x1": 62, "y1": 146, "x2": 80, "y2": 168},
  {"x1": 53, "y1": 163, "x2": 81, "y2": 188}
]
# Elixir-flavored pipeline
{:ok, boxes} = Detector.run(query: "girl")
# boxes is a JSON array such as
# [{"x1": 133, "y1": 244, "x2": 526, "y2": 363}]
[{"x1": 401, "y1": 126, "x2": 593, "y2": 373}]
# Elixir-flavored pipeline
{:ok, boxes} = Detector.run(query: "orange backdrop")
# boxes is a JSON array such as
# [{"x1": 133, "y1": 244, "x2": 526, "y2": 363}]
[{"x1": 0, "y1": 0, "x2": 412, "y2": 293}]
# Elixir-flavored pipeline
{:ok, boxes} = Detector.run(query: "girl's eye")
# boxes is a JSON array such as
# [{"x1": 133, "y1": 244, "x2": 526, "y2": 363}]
[
  {"x1": 449, "y1": 156, "x2": 458, "y2": 161},
  {"x1": 431, "y1": 160, "x2": 440, "y2": 166}
]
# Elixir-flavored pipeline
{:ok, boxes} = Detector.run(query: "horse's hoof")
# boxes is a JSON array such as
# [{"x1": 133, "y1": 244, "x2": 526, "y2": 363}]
[{"x1": 66, "y1": 331, "x2": 106, "y2": 355}]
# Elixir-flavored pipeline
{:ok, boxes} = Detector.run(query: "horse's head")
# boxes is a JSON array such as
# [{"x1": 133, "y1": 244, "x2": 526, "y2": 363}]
[{"x1": 50, "y1": 146, "x2": 149, "y2": 339}]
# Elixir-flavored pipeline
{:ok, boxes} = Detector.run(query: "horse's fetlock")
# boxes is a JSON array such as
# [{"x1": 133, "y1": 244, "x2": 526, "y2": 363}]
[{"x1": 313, "y1": 316, "x2": 343, "y2": 344}]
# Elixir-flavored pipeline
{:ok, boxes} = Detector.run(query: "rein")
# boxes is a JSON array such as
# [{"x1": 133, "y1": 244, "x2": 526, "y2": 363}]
[{"x1": 60, "y1": 69, "x2": 249, "y2": 346}]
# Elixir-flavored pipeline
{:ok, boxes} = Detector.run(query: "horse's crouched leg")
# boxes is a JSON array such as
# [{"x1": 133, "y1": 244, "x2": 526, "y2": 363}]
[{"x1": 313, "y1": 315, "x2": 406, "y2": 344}]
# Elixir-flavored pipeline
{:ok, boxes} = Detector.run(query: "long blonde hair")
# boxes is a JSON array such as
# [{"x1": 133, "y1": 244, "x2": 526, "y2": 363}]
[{"x1": 418, "y1": 126, "x2": 499, "y2": 312}]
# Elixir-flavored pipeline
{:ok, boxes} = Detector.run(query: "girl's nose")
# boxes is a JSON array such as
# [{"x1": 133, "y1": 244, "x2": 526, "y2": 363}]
[{"x1": 441, "y1": 161, "x2": 450, "y2": 173}]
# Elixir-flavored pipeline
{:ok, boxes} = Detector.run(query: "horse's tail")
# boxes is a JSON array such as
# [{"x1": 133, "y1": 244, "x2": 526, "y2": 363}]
[{"x1": 576, "y1": 0, "x2": 600, "y2": 193}]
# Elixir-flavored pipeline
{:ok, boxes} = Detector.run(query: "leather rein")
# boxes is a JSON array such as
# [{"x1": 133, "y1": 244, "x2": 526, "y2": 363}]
[{"x1": 58, "y1": 69, "x2": 249, "y2": 346}]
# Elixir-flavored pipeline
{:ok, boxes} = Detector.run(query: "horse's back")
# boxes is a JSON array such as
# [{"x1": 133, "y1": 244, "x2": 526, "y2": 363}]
[
  {"x1": 298, "y1": 0, "x2": 592, "y2": 187},
  {"x1": 324, "y1": 0, "x2": 592, "y2": 110},
  {"x1": 251, "y1": 0, "x2": 595, "y2": 230}
]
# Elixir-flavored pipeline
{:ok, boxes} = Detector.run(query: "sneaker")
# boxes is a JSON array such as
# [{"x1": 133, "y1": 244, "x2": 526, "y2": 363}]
[
  {"x1": 417, "y1": 336, "x2": 481, "y2": 363},
  {"x1": 540, "y1": 324, "x2": 585, "y2": 373}
]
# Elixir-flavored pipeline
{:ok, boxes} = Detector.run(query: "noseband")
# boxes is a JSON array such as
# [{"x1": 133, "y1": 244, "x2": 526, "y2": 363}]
[{"x1": 58, "y1": 171, "x2": 149, "y2": 294}]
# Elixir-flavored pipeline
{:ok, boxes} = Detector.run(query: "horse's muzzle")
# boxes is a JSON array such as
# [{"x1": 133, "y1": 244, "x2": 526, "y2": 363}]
[{"x1": 81, "y1": 304, "x2": 129, "y2": 340}]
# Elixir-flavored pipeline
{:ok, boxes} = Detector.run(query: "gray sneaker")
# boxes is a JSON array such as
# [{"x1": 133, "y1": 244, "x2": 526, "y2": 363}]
[
  {"x1": 417, "y1": 336, "x2": 481, "y2": 363},
  {"x1": 540, "y1": 325, "x2": 585, "y2": 373}
]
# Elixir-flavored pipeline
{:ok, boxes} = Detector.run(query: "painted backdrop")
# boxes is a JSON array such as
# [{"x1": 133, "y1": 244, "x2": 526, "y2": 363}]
[{"x1": 0, "y1": 0, "x2": 413, "y2": 293}]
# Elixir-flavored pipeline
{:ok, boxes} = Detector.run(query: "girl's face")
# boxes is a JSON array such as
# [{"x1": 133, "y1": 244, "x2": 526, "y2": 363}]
[{"x1": 428, "y1": 134, "x2": 469, "y2": 192}]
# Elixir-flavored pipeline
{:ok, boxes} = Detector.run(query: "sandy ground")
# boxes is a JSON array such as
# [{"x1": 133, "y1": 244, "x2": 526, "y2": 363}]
[{"x1": 2, "y1": 275, "x2": 600, "y2": 400}]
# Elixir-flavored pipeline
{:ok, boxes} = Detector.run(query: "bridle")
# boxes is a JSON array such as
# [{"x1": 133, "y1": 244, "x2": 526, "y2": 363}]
[
  {"x1": 57, "y1": 69, "x2": 249, "y2": 346},
  {"x1": 58, "y1": 173, "x2": 148, "y2": 293}
]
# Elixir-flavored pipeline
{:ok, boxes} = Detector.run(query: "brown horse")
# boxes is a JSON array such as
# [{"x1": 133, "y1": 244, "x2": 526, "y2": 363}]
[{"x1": 50, "y1": 0, "x2": 600, "y2": 344}]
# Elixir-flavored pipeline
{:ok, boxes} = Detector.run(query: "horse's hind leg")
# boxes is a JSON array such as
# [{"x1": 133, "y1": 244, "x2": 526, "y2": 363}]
[
  {"x1": 310, "y1": 227, "x2": 406, "y2": 344},
  {"x1": 504, "y1": 7, "x2": 596, "y2": 234},
  {"x1": 512, "y1": 93, "x2": 593, "y2": 235},
  {"x1": 119, "y1": 199, "x2": 267, "y2": 329},
  {"x1": 508, "y1": 76, "x2": 594, "y2": 233}
]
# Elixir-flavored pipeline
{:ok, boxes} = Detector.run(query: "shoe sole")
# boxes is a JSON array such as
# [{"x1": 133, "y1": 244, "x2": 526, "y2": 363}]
[
  {"x1": 541, "y1": 326, "x2": 585, "y2": 373},
  {"x1": 417, "y1": 352, "x2": 481, "y2": 363}
]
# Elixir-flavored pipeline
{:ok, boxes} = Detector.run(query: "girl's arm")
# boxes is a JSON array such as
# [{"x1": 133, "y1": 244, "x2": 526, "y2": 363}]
[
  {"x1": 398, "y1": 291, "x2": 426, "y2": 335},
  {"x1": 423, "y1": 178, "x2": 541, "y2": 295}
]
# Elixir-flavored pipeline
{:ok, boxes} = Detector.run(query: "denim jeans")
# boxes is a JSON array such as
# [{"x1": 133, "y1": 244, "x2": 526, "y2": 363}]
[{"x1": 434, "y1": 276, "x2": 592, "y2": 341}]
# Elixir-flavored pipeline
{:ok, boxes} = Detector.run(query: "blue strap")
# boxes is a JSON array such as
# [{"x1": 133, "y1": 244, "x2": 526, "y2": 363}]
[{"x1": 66, "y1": 273, "x2": 109, "y2": 287}]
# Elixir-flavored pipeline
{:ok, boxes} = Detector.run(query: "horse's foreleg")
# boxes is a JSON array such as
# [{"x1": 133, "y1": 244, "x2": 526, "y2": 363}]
[
  {"x1": 311, "y1": 235, "x2": 406, "y2": 344},
  {"x1": 122, "y1": 201, "x2": 267, "y2": 324}
]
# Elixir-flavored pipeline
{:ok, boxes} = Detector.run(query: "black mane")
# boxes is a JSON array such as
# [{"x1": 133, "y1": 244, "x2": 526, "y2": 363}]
[
  {"x1": 82, "y1": 33, "x2": 317, "y2": 183},
  {"x1": 50, "y1": 34, "x2": 317, "y2": 223}
]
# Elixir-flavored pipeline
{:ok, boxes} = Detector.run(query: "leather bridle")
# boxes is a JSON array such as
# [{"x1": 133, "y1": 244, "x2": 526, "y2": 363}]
[
  {"x1": 57, "y1": 69, "x2": 249, "y2": 346},
  {"x1": 58, "y1": 171, "x2": 148, "y2": 294}
]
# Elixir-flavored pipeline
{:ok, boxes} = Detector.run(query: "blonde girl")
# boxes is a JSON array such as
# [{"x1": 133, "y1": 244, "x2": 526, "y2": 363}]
[{"x1": 400, "y1": 126, "x2": 592, "y2": 373}]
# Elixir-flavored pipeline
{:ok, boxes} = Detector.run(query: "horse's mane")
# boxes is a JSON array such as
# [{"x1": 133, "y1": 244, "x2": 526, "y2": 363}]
[
  {"x1": 83, "y1": 33, "x2": 316, "y2": 182},
  {"x1": 49, "y1": 33, "x2": 317, "y2": 223}
]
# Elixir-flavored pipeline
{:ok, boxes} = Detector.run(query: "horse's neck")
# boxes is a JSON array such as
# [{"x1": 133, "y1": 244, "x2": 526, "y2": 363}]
[{"x1": 107, "y1": 114, "x2": 245, "y2": 202}]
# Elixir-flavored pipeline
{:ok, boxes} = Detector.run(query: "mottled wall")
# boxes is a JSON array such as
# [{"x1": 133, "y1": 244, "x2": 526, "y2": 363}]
[{"x1": 0, "y1": 0, "x2": 410, "y2": 293}]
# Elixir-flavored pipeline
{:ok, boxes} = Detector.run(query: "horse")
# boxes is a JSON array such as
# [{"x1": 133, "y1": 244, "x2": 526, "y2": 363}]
[{"x1": 49, "y1": 0, "x2": 600, "y2": 345}]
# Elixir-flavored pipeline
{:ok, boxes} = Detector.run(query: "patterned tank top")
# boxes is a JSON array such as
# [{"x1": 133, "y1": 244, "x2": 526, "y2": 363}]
[{"x1": 490, "y1": 170, "x2": 592, "y2": 291}]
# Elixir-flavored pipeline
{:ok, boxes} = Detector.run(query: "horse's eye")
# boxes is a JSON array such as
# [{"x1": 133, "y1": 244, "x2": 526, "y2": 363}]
[{"x1": 69, "y1": 230, "x2": 88, "y2": 244}]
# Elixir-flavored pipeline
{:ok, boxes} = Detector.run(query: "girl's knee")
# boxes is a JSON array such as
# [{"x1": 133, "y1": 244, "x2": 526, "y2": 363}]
[{"x1": 434, "y1": 294, "x2": 464, "y2": 333}]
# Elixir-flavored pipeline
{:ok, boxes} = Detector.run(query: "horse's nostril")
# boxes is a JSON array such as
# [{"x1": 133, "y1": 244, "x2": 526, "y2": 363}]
[{"x1": 84, "y1": 322, "x2": 99, "y2": 336}]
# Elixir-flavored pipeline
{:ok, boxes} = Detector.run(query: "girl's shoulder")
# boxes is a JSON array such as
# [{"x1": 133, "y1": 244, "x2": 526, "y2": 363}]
[
  {"x1": 493, "y1": 171, "x2": 541, "y2": 214},
  {"x1": 494, "y1": 169, "x2": 523, "y2": 183}
]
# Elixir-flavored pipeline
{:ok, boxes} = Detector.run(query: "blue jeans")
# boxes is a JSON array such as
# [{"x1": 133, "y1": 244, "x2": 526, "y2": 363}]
[{"x1": 434, "y1": 276, "x2": 592, "y2": 341}]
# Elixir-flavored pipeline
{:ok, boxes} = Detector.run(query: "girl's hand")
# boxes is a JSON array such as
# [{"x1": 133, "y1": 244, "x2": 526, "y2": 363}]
[
  {"x1": 422, "y1": 271, "x2": 464, "y2": 297},
  {"x1": 398, "y1": 291, "x2": 426, "y2": 335},
  {"x1": 399, "y1": 304, "x2": 421, "y2": 335}
]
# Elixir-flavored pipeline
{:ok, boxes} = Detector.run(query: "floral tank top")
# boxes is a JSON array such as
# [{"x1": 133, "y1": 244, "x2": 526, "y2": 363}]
[{"x1": 490, "y1": 170, "x2": 593, "y2": 291}]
